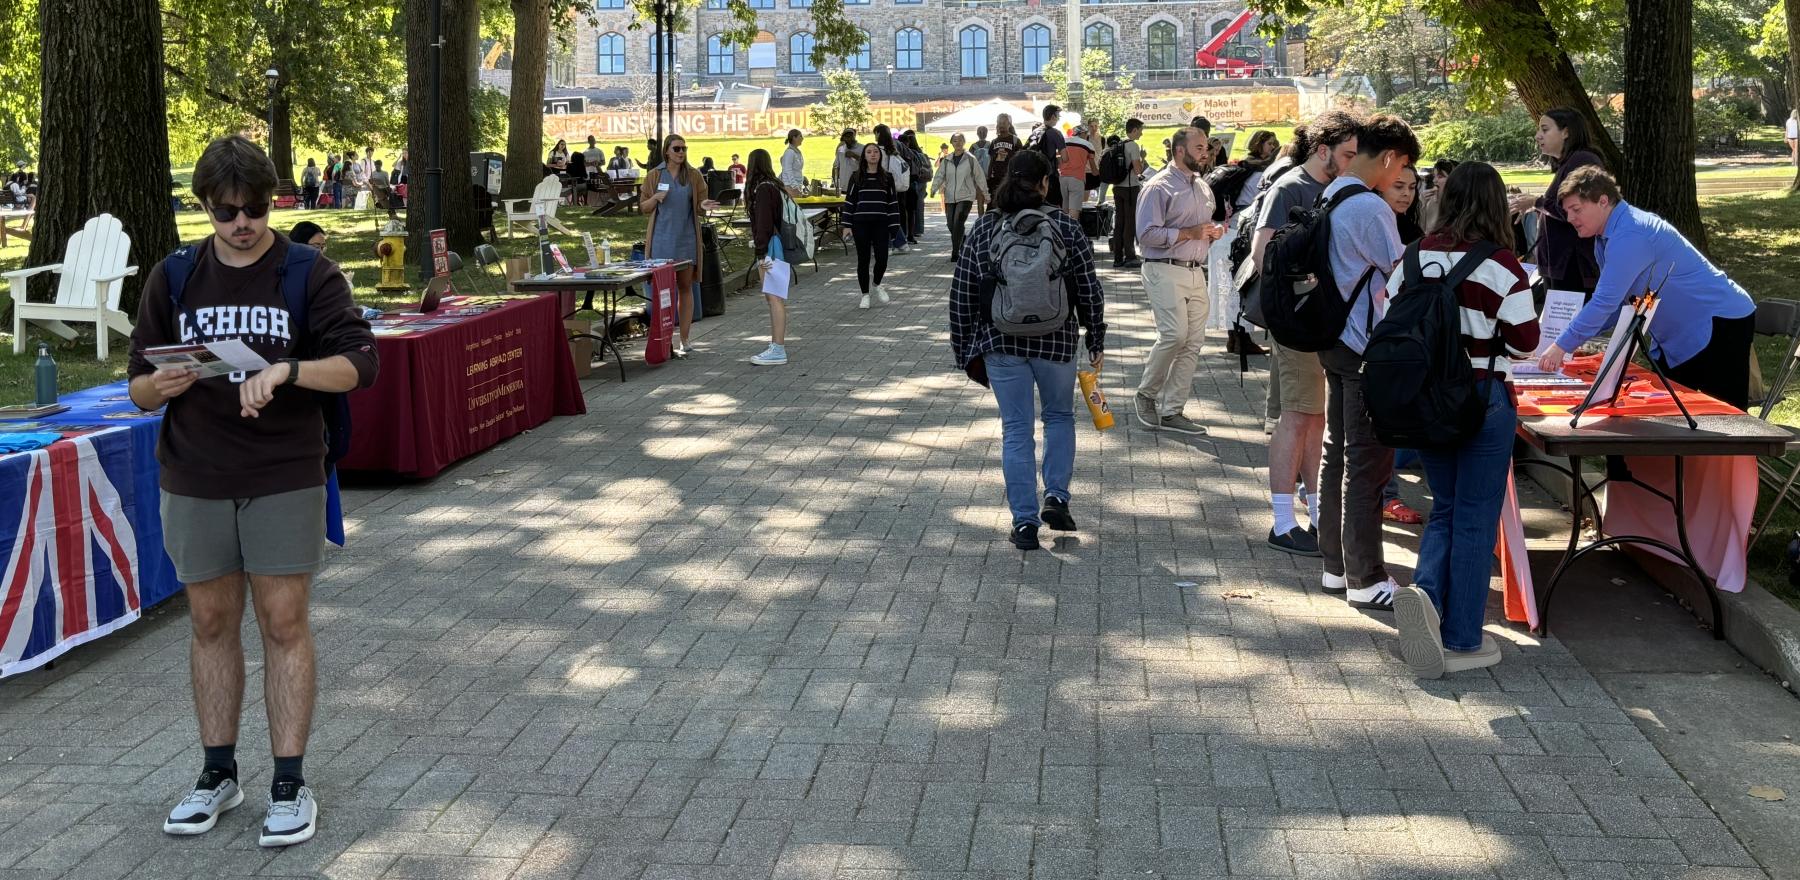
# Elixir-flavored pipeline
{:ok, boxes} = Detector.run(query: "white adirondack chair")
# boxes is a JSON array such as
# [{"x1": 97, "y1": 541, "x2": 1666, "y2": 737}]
[
  {"x1": 6, "y1": 214, "x2": 138, "y2": 360},
  {"x1": 502, "y1": 175, "x2": 573, "y2": 237}
]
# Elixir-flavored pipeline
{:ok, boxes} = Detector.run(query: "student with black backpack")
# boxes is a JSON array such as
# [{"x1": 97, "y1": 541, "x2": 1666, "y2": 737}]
[
  {"x1": 1309, "y1": 114, "x2": 1418, "y2": 611},
  {"x1": 1371, "y1": 162, "x2": 1539, "y2": 678},
  {"x1": 949, "y1": 150, "x2": 1107, "y2": 552},
  {"x1": 129, "y1": 135, "x2": 378, "y2": 848}
]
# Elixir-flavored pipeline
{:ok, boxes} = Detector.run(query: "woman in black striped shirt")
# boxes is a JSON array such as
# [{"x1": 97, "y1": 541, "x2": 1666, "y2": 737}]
[{"x1": 846, "y1": 143, "x2": 902, "y2": 310}]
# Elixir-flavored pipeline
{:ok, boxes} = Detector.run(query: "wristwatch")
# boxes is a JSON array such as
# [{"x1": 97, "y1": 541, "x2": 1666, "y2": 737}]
[{"x1": 280, "y1": 358, "x2": 300, "y2": 385}]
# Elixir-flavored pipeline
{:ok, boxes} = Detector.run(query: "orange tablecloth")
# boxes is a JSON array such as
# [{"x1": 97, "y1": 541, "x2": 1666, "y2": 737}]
[{"x1": 1497, "y1": 360, "x2": 1756, "y2": 628}]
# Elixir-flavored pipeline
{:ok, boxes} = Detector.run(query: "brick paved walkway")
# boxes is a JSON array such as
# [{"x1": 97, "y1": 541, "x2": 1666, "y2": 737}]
[{"x1": 0, "y1": 228, "x2": 1772, "y2": 879}]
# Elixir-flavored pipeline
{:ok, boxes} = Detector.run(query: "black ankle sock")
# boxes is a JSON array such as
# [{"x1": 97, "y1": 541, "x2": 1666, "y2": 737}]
[
  {"x1": 202, "y1": 744, "x2": 237, "y2": 779},
  {"x1": 272, "y1": 754, "x2": 305, "y2": 787}
]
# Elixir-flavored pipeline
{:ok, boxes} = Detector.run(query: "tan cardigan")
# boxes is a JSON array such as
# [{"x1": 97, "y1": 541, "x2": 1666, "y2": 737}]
[{"x1": 639, "y1": 164, "x2": 709, "y2": 275}]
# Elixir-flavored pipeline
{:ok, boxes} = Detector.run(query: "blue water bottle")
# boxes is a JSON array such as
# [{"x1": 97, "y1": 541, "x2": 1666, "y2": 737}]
[{"x1": 33, "y1": 343, "x2": 56, "y2": 407}]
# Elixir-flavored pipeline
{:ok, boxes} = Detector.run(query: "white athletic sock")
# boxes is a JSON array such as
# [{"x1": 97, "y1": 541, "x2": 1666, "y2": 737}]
[
  {"x1": 1304, "y1": 491, "x2": 1320, "y2": 525},
  {"x1": 1271, "y1": 494, "x2": 1298, "y2": 534}
]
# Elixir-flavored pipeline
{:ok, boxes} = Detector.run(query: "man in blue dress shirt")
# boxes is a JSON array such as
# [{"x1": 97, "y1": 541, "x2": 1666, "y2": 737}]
[{"x1": 1535, "y1": 167, "x2": 1756, "y2": 407}]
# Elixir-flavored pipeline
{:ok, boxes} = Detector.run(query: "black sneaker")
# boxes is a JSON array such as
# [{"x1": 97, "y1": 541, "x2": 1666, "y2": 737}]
[
  {"x1": 1267, "y1": 526, "x2": 1320, "y2": 557},
  {"x1": 1041, "y1": 497, "x2": 1077, "y2": 531},
  {"x1": 1010, "y1": 523, "x2": 1040, "y2": 550}
]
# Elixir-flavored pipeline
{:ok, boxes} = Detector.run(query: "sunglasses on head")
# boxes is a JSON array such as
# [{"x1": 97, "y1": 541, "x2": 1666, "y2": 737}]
[{"x1": 207, "y1": 202, "x2": 270, "y2": 222}]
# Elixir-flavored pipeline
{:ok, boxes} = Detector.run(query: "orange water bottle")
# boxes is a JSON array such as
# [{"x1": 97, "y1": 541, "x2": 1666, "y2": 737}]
[{"x1": 1078, "y1": 370, "x2": 1114, "y2": 430}]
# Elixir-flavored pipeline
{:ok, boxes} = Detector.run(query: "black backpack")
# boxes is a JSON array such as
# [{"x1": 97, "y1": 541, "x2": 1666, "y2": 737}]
[
  {"x1": 1228, "y1": 161, "x2": 1301, "y2": 295},
  {"x1": 1097, "y1": 142, "x2": 1130, "y2": 185},
  {"x1": 1256, "y1": 183, "x2": 1373, "y2": 352},
  {"x1": 1363, "y1": 241, "x2": 1501, "y2": 449},
  {"x1": 1205, "y1": 163, "x2": 1255, "y2": 222}
]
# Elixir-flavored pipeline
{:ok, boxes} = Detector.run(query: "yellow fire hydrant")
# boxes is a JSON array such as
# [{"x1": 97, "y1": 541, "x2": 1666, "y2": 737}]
[{"x1": 375, "y1": 218, "x2": 409, "y2": 292}]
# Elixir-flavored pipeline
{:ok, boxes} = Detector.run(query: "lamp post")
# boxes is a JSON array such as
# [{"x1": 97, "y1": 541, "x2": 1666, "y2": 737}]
[
  {"x1": 422, "y1": 0, "x2": 444, "y2": 282},
  {"x1": 885, "y1": 63, "x2": 894, "y2": 96},
  {"x1": 264, "y1": 68, "x2": 279, "y2": 150}
]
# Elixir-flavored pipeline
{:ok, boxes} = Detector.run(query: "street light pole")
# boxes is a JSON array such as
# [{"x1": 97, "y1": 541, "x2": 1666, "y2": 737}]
[
  {"x1": 1064, "y1": 0, "x2": 1082, "y2": 115},
  {"x1": 422, "y1": 0, "x2": 443, "y2": 282},
  {"x1": 886, "y1": 63, "x2": 893, "y2": 96}
]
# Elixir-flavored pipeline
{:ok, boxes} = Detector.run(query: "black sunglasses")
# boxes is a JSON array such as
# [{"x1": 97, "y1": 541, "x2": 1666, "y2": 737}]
[
  {"x1": 668, "y1": 145, "x2": 687, "y2": 153},
  {"x1": 207, "y1": 202, "x2": 270, "y2": 222}
]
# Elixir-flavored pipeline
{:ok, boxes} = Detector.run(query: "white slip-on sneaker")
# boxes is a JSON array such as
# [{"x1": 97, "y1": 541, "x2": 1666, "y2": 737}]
[
  {"x1": 164, "y1": 769, "x2": 243, "y2": 835},
  {"x1": 1347, "y1": 577, "x2": 1398, "y2": 611},
  {"x1": 1321, "y1": 571, "x2": 1348, "y2": 595},
  {"x1": 259, "y1": 781, "x2": 317, "y2": 847},
  {"x1": 874, "y1": 284, "x2": 890, "y2": 304},
  {"x1": 858, "y1": 294, "x2": 870, "y2": 309},
  {"x1": 1395, "y1": 585, "x2": 1446, "y2": 679}
]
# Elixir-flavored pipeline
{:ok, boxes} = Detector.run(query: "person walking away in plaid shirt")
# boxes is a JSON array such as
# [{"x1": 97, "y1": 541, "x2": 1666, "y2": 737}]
[{"x1": 949, "y1": 150, "x2": 1107, "y2": 551}]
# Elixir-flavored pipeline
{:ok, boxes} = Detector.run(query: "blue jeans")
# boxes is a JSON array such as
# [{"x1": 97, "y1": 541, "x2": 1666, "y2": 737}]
[
  {"x1": 985, "y1": 352, "x2": 1076, "y2": 526},
  {"x1": 1414, "y1": 382, "x2": 1515, "y2": 652}
]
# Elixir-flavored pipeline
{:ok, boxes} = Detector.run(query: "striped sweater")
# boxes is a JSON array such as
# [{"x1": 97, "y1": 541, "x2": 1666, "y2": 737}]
[
  {"x1": 1383, "y1": 234, "x2": 1541, "y2": 385},
  {"x1": 845, "y1": 171, "x2": 902, "y2": 231}
]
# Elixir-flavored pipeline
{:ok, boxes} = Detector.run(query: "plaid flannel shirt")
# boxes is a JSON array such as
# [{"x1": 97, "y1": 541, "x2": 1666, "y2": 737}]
[{"x1": 949, "y1": 207, "x2": 1106, "y2": 367}]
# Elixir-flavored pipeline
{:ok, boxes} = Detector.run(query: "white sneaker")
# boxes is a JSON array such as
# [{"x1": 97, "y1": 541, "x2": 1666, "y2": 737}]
[
  {"x1": 874, "y1": 284, "x2": 890, "y2": 304},
  {"x1": 750, "y1": 345, "x2": 787, "y2": 366},
  {"x1": 858, "y1": 294, "x2": 870, "y2": 309},
  {"x1": 259, "y1": 781, "x2": 318, "y2": 847},
  {"x1": 1320, "y1": 571, "x2": 1347, "y2": 595},
  {"x1": 1347, "y1": 577, "x2": 1399, "y2": 611},
  {"x1": 164, "y1": 770, "x2": 243, "y2": 835}
]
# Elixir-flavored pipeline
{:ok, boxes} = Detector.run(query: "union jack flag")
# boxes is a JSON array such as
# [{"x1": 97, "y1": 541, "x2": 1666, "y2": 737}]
[{"x1": 0, "y1": 434, "x2": 144, "y2": 677}]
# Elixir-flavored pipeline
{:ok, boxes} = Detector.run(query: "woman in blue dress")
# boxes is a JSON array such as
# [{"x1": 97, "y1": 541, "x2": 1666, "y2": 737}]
[{"x1": 639, "y1": 134, "x2": 717, "y2": 357}]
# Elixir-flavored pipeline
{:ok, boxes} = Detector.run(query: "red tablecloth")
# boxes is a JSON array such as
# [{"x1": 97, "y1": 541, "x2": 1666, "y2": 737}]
[{"x1": 341, "y1": 295, "x2": 586, "y2": 476}]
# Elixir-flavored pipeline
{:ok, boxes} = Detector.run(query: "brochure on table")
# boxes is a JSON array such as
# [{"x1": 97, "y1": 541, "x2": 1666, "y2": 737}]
[{"x1": 1512, "y1": 289, "x2": 1588, "y2": 384}]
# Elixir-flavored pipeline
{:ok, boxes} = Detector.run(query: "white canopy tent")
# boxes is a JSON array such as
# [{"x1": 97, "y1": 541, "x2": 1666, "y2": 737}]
[{"x1": 922, "y1": 99, "x2": 1080, "y2": 135}]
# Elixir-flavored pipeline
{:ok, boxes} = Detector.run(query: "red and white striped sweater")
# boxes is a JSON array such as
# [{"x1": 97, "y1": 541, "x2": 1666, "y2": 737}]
[{"x1": 1383, "y1": 234, "x2": 1541, "y2": 386}]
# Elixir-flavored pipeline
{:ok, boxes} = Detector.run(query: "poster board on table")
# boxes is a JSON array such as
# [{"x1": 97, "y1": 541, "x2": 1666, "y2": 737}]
[
  {"x1": 430, "y1": 229, "x2": 450, "y2": 279},
  {"x1": 1573, "y1": 299, "x2": 1660, "y2": 426}
]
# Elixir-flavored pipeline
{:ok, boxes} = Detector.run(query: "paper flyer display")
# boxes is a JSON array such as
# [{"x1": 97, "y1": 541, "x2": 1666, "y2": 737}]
[
  {"x1": 142, "y1": 339, "x2": 272, "y2": 378},
  {"x1": 1513, "y1": 289, "x2": 1587, "y2": 377}
]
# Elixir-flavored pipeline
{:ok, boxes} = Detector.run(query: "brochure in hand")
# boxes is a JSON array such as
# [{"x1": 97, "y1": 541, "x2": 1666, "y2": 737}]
[{"x1": 141, "y1": 339, "x2": 271, "y2": 378}]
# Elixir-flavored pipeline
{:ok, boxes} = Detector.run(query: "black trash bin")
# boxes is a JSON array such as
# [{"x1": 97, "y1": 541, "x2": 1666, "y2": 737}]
[{"x1": 700, "y1": 224, "x2": 726, "y2": 317}]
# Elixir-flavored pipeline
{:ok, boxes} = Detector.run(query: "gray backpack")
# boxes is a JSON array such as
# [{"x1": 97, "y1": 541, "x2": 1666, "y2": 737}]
[{"x1": 987, "y1": 209, "x2": 1069, "y2": 337}]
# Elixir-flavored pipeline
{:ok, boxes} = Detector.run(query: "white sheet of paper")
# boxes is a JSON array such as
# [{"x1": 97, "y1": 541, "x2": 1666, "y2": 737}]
[
  {"x1": 143, "y1": 339, "x2": 273, "y2": 379},
  {"x1": 203, "y1": 339, "x2": 273, "y2": 372},
  {"x1": 1534, "y1": 289, "x2": 1586, "y2": 356},
  {"x1": 761, "y1": 260, "x2": 792, "y2": 300}
]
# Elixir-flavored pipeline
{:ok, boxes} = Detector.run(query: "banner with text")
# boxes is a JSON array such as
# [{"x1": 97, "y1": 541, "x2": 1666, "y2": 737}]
[{"x1": 545, "y1": 104, "x2": 920, "y2": 140}]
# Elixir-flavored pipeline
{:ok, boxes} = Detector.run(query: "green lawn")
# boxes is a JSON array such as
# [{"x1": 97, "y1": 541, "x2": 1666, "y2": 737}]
[{"x1": 0, "y1": 199, "x2": 753, "y2": 402}]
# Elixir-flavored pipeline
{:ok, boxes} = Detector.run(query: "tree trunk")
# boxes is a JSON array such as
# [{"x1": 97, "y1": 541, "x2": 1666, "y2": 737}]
[
  {"x1": 406, "y1": 0, "x2": 482, "y2": 278},
  {"x1": 501, "y1": 0, "x2": 550, "y2": 200},
  {"x1": 1623, "y1": 0, "x2": 1705, "y2": 250},
  {"x1": 1461, "y1": 0, "x2": 1626, "y2": 176},
  {"x1": 28, "y1": 0, "x2": 177, "y2": 319},
  {"x1": 1788, "y1": 0, "x2": 1800, "y2": 191},
  {"x1": 271, "y1": 94, "x2": 295, "y2": 185},
  {"x1": 1761, "y1": 76, "x2": 1789, "y2": 126}
]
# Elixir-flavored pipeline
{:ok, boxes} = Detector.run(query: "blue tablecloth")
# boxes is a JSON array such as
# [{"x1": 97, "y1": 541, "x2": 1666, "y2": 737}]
[{"x1": 0, "y1": 380, "x2": 181, "y2": 677}]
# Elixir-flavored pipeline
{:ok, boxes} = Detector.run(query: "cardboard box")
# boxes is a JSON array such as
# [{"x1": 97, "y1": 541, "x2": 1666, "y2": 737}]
[{"x1": 565, "y1": 319, "x2": 595, "y2": 378}]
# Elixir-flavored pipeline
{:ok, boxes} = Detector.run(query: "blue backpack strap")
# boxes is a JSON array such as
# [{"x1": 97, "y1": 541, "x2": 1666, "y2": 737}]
[
  {"x1": 277, "y1": 243, "x2": 320, "y2": 348},
  {"x1": 162, "y1": 246, "x2": 198, "y2": 335}
]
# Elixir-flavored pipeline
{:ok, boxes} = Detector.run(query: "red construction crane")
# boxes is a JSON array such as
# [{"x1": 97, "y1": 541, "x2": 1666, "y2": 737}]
[{"x1": 1194, "y1": 11, "x2": 1271, "y2": 78}]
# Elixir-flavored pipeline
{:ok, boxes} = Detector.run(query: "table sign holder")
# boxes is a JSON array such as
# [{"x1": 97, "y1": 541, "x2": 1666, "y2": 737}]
[{"x1": 1568, "y1": 272, "x2": 1693, "y2": 430}]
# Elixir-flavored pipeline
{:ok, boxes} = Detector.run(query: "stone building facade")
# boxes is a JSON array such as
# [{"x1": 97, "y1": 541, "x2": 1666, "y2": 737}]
[{"x1": 564, "y1": 0, "x2": 1286, "y2": 97}]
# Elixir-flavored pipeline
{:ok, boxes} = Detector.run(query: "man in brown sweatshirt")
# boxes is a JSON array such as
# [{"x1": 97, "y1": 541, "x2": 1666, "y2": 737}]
[{"x1": 129, "y1": 135, "x2": 377, "y2": 847}]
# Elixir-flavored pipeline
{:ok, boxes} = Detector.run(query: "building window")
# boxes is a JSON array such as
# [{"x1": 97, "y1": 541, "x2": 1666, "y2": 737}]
[
  {"x1": 596, "y1": 32, "x2": 625, "y2": 75},
  {"x1": 1021, "y1": 24, "x2": 1051, "y2": 77},
  {"x1": 845, "y1": 32, "x2": 871, "y2": 70},
  {"x1": 1083, "y1": 23, "x2": 1114, "y2": 70},
  {"x1": 790, "y1": 0, "x2": 812, "y2": 6},
  {"x1": 895, "y1": 0, "x2": 921, "y2": 4},
  {"x1": 748, "y1": 0, "x2": 773, "y2": 8},
  {"x1": 895, "y1": 28, "x2": 923, "y2": 70},
  {"x1": 790, "y1": 32, "x2": 816, "y2": 73},
  {"x1": 594, "y1": 0, "x2": 623, "y2": 8},
  {"x1": 844, "y1": 0, "x2": 869, "y2": 5},
  {"x1": 649, "y1": 31, "x2": 670, "y2": 73},
  {"x1": 707, "y1": 0, "x2": 725, "y2": 8},
  {"x1": 1147, "y1": 21, "x2": 1178, "y2": 78},
  {"x1": 707, "y1": 35, "x2": 735, "y2": 75},
  {"x1": 959, "y1": 26, "x2": 988, "y2": 78}
]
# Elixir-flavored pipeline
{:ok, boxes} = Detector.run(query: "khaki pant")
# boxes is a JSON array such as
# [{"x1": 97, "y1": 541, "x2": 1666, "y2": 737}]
[
  {"x1": 1061, "y1": 176, "x2": 1085, "y2": 216},
  {"x1": 1136, "y1": 261, "x2": 1209, "y2": 418}
]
